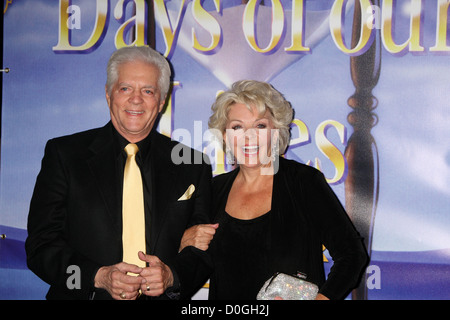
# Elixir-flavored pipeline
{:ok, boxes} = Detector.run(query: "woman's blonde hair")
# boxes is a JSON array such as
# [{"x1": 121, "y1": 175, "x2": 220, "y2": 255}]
[{"x1": 208, "y1": 80, "x2": 294, "y2": 154}]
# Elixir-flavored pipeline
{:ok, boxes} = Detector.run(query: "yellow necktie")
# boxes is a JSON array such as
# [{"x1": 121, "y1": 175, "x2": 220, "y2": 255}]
[{"x1": 122, "y1": 143, "x2": 146, "y2": 267}]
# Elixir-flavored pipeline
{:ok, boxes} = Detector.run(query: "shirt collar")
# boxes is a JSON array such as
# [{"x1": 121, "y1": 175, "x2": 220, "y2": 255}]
[{"x1": 111, "y1": 126, "x2": 152, "y2": 162}]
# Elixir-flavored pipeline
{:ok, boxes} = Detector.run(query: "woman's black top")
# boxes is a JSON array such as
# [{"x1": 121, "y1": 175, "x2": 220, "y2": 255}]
[
  {"x1": 210, "y1": 210, "x2": 272, "y2": 300},
  {"x1": 207, "y1": 157, "x2": 368, "y2": 300}
]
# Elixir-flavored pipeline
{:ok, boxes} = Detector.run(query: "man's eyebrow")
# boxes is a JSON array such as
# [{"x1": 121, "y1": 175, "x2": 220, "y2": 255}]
[
  {"x1": 118, "y1": 82, "x2": 157, "y2": 89},
  {"x1": 142, "y1": 85, "x2": 157, "y2": 90}
]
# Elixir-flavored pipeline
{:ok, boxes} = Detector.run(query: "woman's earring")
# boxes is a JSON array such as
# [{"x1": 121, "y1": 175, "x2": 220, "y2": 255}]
[
  {"x1": 226, "y1": 146, "x2": 235, "y2": 165},
  {"x1": 270, "y1": 129, "x2": 280, "y2": 161}
]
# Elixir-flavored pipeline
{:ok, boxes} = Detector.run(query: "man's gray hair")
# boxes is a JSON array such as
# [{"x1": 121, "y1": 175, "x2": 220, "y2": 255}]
[{"x1": 106, "y1": 46, "x2": 171, "y2": 102}]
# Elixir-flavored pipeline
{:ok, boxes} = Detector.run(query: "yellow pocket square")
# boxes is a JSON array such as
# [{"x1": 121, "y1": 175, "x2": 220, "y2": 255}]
[{"x1": 178, "y1": 184, "x2": 195, "y2": 201}]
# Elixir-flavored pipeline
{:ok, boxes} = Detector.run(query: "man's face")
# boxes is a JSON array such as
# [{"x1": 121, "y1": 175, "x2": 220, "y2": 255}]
[{"x1": 106, "y1": 60, "x2": 165, "y2": 143}]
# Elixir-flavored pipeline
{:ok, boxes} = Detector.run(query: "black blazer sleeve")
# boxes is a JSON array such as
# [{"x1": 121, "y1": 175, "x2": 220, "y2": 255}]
[{"x1": 293, "y1": 161, "x2": 369, "y2": 299}]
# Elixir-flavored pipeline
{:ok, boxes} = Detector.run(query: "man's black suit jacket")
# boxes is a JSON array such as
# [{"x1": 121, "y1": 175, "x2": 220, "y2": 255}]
[{"x1": 26, "y1": 122, "x2": 212, "y2": 299}]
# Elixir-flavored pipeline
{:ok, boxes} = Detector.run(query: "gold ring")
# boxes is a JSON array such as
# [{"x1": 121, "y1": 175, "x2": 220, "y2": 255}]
[
  {"x1": 120, "y1": 292, "x2": 126, "y2": 299},
  {"x1": 146, "y1": 285, "x2": 150, "y2": 291}
]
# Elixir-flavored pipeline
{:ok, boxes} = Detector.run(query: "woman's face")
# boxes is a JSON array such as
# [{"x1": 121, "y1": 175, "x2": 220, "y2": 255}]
[{"x1": 224, "y1": 103, "x2": 277, "y2": 169}]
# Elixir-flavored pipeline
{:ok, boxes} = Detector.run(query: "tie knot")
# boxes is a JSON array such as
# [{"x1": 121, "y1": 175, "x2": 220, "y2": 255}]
[{"x1": 125, "y1": 143, "x2": 139, "y2": 156}]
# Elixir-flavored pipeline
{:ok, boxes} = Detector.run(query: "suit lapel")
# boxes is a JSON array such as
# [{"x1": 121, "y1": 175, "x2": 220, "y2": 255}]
[
  {"x1": 145, "y1": 131, "x2": 177, "y2": 253},
  {"x1": 214, "y1": 169, "x2": 238, "y2": 215},
  {"x1": 86, "y1": 123, "x2": 121, "y2": 234}
]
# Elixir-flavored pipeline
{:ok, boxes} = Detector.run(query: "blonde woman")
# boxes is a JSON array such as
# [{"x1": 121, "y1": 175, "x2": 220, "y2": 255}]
[{"x1": 181, "y1": 80, "x2": 368, "y2": 300}]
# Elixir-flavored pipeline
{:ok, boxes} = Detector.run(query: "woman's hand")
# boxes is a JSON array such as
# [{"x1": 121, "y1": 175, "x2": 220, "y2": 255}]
[
  {"x1": 315, "y1": 293, "x2": 329, "y2": 300},
  {"x1": 179, "y1": 223, "x2": 219, "y2": 251}
]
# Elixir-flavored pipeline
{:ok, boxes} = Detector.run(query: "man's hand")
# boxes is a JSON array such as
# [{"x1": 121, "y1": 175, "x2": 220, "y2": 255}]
[
  {"x1": 94, "y1": 262, "x2": 145, "y2": 300},
  {"x1": 138, "y1": 251, "x2": 174, "y2": 297},
  {"x1": 179, "y1": 223, "x2": 219, "y2": 251}
]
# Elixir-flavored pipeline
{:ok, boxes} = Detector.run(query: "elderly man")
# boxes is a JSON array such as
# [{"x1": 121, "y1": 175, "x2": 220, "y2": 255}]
[{"x1": 26, "y1": 46, "x2": 213, "y2": 300}]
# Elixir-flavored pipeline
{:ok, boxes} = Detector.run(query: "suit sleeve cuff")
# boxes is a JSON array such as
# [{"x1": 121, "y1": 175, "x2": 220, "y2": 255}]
[{"x1": 164, "y1": 266, "x2": 180, "y2": 300}]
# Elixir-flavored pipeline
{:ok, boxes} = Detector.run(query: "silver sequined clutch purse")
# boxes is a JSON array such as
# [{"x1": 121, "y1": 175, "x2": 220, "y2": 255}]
[{"x1": 256, "y1": 272, "x2": 318, "y2": 300}]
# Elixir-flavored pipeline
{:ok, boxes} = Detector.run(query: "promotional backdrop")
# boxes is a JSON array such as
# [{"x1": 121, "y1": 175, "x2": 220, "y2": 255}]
[{"x1": 1, "y1": 0, "x2": 449, "y2": 300}]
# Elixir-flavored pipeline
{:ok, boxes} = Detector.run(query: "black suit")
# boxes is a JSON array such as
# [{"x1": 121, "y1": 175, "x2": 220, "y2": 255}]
[
  {"x1": 208, "y1": 157, "x2": 368, "y2": 300},
  {"x1": 26, "y1": 122, "x2": 212, "y2": 299}
]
